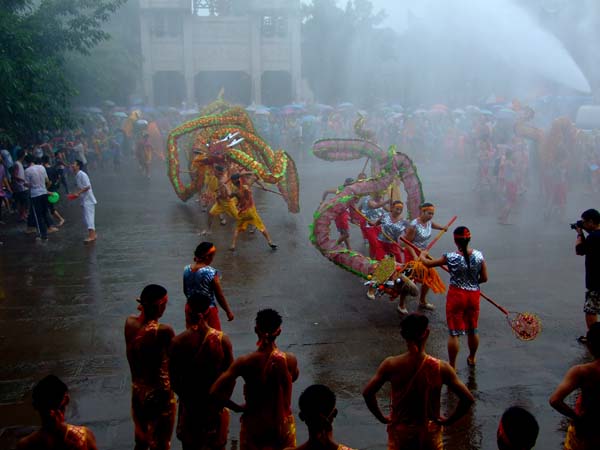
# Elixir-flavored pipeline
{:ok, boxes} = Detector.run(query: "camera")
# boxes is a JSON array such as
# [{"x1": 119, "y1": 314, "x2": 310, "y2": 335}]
[{"x1": 570, "y1": 220, "x2": 584, "y2": 230}]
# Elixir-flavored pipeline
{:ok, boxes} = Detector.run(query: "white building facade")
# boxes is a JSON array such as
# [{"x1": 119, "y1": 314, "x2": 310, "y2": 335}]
[{"x1": 139, "y1": 0, "x2": 302, "y2": 106}]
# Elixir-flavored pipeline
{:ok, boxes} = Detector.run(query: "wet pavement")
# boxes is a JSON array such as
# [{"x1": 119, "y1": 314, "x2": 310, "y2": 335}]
[{"x1": 0, "y1": 152, "x2": 597, "y2": 449}]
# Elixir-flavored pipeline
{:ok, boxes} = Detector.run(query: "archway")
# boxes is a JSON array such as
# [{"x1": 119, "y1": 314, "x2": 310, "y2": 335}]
[
  {"x1": 195, "y1": 71, "x2": 251, "y2": 105},
  {"x1": 153, "y1": 71, "x2": 186, "y2": 106},
  {"x1": 261, "y1": 71, "x2": 292, "y2": 106}
]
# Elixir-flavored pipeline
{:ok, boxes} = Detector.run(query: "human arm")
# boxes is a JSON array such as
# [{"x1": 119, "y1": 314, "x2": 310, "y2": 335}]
[
  {"x1": 286, "y1": 352, "x2": 299, "y2": 382},
  {"x1": 437, "y1": 361, "x2": 474, "y2": 425},
  {"x1": 549, "y1": 366, "x2": 581, "y2": 421},
  {"x1": 432, "y1": 222, "x2": 448, "y2": 231},
  {"x1": 210, "y1": 358, "x2": 243, "y2": 409},
  {"x1": 419, "y1": 251, "x2": 447, "y2": 268},
  {"x1": 85, "y1": 428, "x2": 99, "y2": 450},
  {"x1": 321, "y1": 188, "x2": 336, "y2": 202},
  {"x1": 402, "y1": 226, "x2": 419, "y2": 259},
  {"x1": 575, "y1": 229, "x2": 586, "y2": 255},
  {"x1": 478, "y1": 260, "x2": 488, "y2": 284},
  {"x1": 213, "y1": 275, "x2": 234, "y2": 321},
  {"x1": 168, "y1": 339, "x2": 184, "y2": 396},
  {"x1": 362, "y1": 359, "x2": 392, "y2": 424}
]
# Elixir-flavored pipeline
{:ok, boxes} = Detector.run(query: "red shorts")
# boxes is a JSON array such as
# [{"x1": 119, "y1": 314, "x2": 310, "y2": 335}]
[
  {"x1": 363, "y1": 226, "x2": 381, "y2": 258},
  {"x1": 185, "y1": 304, "x2": 221, "y2": 331},
  {"x1": 446, "y1": 285, "x2": 480, "y2": 336},
  {"x1": 375, "y1": 241, "x2": 406, "y2": 264},
  {"x1": 334, "y1": 210, "x2": 350, "y2": 233}
]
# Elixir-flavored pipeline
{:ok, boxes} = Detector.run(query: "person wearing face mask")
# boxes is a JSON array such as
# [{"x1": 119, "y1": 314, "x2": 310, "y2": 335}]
[{"x1": 17, "y1": 375, "x2": 98, "y2": 450}]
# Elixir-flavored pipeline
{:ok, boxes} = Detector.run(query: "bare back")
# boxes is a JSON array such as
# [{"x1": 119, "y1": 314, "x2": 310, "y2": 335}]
[
  {"x1": 238, "y1": 348, "x2": 298, "y2": 430},
  {"x1": 577, "y1": 361, "x2": 600, "y2": 419},
  {"x1": 386, "y1": 354, "x2": 442, "y2": 425},
  {"x1": 125, "y1": 315, "x2": 173, "y2": 389}
]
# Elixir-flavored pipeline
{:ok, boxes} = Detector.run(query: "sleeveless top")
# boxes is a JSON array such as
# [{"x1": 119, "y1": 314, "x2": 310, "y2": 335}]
[
  {"x1": 132, "y1": 320, "x2": 171, "y2": 393},
  {"x1": 444, "y1": 250, "x2": 485, "y2": 291},
  {"x1": 378, "y1": 214, "x2": 408, "y2": 243},
  {"x1": 361, "y1": 195, "x2": 386, "y2": 222},
  {"x1": 410, "y1": 219, "x2": 432, "y2": 249},
  {"x1": 183, "y1": 265, "x2": 218, "y2": 306},
  {"x1": 390, "y1": 355, "x2": 441, "y2": 425}
]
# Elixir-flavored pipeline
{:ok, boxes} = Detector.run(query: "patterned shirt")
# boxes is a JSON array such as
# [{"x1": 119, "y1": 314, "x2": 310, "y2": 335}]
[
  {"x1": 183, "y1": 265, "x2": 218, "y2": 306},
  {"x1": 445, "y1": 250, "x2": 485, "y2": 291},
  {"x1": 378, "y1": 214, "x2": 408, "y2": 243}
]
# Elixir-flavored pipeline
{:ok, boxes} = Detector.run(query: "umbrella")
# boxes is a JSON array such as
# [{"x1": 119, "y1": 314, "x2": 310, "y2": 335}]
[
  {"x1": 479, "y1": 109, "x2": 494, "y2": 116},
  {"x1": 301, "y1": 115, "x2": 318, "y2": 123},
  {"x1": 135, "y1": 119, "x2": 149, "y2": 127},
  {"x1": 103, "y1": 100, "x2": 116, "y2": 107},
  {"x1": 430, "y1": 104, "x2": 449, "y2": 111},
  {"x1": 314, "y1": 103, "x2": 334, "y2": 111},
  {"x1": 496, "y1": 108, "x2": 517, "y2": 120},
  {"x1": 112, "y1": 111, "x2": 128, "y2": 118},
  {"x1": 88, "y1": 107, "x2": 102, "y2": 113},
  {"x1": 337, "y1": 102, "x2": 354, "y2": 109}
]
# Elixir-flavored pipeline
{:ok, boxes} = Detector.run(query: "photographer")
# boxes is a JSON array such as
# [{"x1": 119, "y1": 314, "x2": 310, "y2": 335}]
[{"x1": 574, "y1": 208, "x2": 600, "y2": 343}]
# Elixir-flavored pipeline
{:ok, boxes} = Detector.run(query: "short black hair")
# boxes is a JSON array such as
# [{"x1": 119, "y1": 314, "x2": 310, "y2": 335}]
[
  {"x1": 194, "y1": 242, "x2": 214, "y2": 259},
  {"x1": 41, "y1": 155, "x2": 50, "y2": 164},
  {"x1": 32, "y1": 375, "x2": 68, "y2": 413},
  {"x1": 587, "y1": 322, "x2": 600, "y2": 357},
  {"x1": 187, "y1": 292, "x2": 212, "y2": 322},
  {"x1": 420, "y1": 202, "x2": 434, "y2": 209},
  {"x1": 581, "y1": 208, "x2": 600, "y2": 225},
  {"x1": 74, "y1": 159, "x2": 84, "y2": 169},
  {"x1": 299, "y1": 384, "x2": 336, "y2": 429},
  {"x1": 17, "y1": 148, "x2": 25, "y2": 159},
  {"x1": 140, "y1": 284, "x2": 167, "y2": 305},
  {"x1": 400, "y1": 313, "x2": 429, "y2": 342},
  {"x1": 499, "y1": 406, "x2": 539, "y2": 450},
  {"x1": 256, "y1": 308, "x2": 282, "y2": 334},
  {"x1": 24, "y1": 154, "x2": 34, "y2": 164}
]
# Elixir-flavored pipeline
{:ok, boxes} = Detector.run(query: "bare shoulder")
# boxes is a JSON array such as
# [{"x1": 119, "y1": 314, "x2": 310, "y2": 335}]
[{"x1": 16, "y1": 431, "x2": 41, "y2": 450}]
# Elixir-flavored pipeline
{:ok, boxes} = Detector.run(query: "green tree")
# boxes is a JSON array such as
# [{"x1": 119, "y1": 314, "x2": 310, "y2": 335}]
[{"x1": 0, "y1": 0, "x2": 126, "y2": 142}]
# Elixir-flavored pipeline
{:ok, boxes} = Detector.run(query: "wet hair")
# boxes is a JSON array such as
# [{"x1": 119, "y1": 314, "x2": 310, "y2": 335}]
[
  {"x1": 256, "y1": 308, "x2": 282, "y2": 335},
  {"x1": 453, "y1": 226, "x2": 471, "y2": 270},
  {"x1": 194, "y1": 242, "x2": 215, "y2": 259},
  {"x1": 587, "y1": 322, "x2": 600, "y2": 357},
  {"x1": 400, "y1": 313, "x2": 429, "y2": 342},
  {"x1": 187, "y1": 292, "x2": 212, "y2": 324},
  {"x1": 32, "y1": 375, "x2": 68, "y2": 413},
  {"x1": 140, "y1": 284, "x2": 167, "y2": 305},
  {"x1": 499, "y1": 406, "x2": 539, "y2": 450},
  {"x1": 581, "y1": 208, "x2": 600, "y2": 225},
  {"x1": 298, "y1": 384, "x2": 336, "y2": 431}
]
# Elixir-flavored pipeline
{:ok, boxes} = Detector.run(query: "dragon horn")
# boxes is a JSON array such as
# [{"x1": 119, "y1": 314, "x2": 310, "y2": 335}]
[{"x1": 227, "y1": 137, "x2": 245, "y2": 147}]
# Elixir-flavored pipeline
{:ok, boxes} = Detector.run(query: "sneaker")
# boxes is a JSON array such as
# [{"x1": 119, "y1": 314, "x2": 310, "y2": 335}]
[
  {"x1": 269, "y1": 243, "x2": 278, "y2": 250},
  {"x1": 397, "y1": 305, "x2": 409, "y2": 315},
  {"x1": 577, "y1": 336, "x2": 588, "y2": 344},
  {"x1": 366, "y1": 290, "x2": 376, "y2": 300},
  {"x1": 419, "y1": 302, "x2": 436, "y2": 311}
]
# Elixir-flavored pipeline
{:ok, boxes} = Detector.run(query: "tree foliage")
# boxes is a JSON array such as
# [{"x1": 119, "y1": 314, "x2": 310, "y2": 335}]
[
  {"x1": 0, "y1": 0, "x2": 126, "y2": 142},
  {"x1": 302, "y1": 0, "x2": 391, "y2": 105}
]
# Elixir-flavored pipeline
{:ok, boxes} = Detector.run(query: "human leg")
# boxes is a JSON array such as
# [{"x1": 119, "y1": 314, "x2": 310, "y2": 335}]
[{"x1": 447, "y1": 335, "x2": 460, "y2": 369}]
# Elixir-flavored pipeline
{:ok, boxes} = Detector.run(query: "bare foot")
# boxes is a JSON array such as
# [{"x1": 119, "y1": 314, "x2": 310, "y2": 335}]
[
  {"x1": 228, "y1": 246, "x2": 236, "y2": 252},
  {"x1": 467, "y1": 356, "x2": 476, "y2": 367}
]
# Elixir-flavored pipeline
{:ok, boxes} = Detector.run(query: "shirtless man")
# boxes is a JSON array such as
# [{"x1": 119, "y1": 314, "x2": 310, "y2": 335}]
[
  {"x1": 496, "y1": 406, "x2": 539, "y2": 450},
  {"x1": 286, "y1": 384, "x2": 355, "y2": 450},
  {"x1": 17, "y1": 375, "x2": 98, "y2": 450},
  {"x1": 169, "y1": 293, "x2": 235, "y2": 450},
  {"x1": 125, "y1": 284, "x2": 176, "y2": 450},
  {"x1": 203, "y1": 166, "x2": 238, "y2": 234},
  {"x1": 550, "y1": 322, "x2": 600, "y2": 450},
  {"x1": 363, "y1": 313, "x2": 474, "y2": 450},
  {"x1": 230, "y1": 172, "x2": 277, "y2": 251},
  {"x1": 211, "y1": 308, "x2": 299, "y2": 450}
]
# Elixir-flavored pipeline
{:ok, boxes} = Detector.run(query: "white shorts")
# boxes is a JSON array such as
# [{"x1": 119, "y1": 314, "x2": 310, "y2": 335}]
[{"x1": 82, "y1": 203, "x2": 95, "y2": 230}]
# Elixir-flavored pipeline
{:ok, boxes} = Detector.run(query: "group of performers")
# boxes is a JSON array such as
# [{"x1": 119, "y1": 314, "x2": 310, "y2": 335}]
[{"x1": 198, "y1": 162, "x2": 277, "y2": 252}]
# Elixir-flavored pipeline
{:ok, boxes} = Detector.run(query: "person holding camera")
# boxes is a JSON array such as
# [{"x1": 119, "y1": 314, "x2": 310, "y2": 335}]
[{"x1": 574, "y1": 208, "x2": 600, "y2": 343}]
